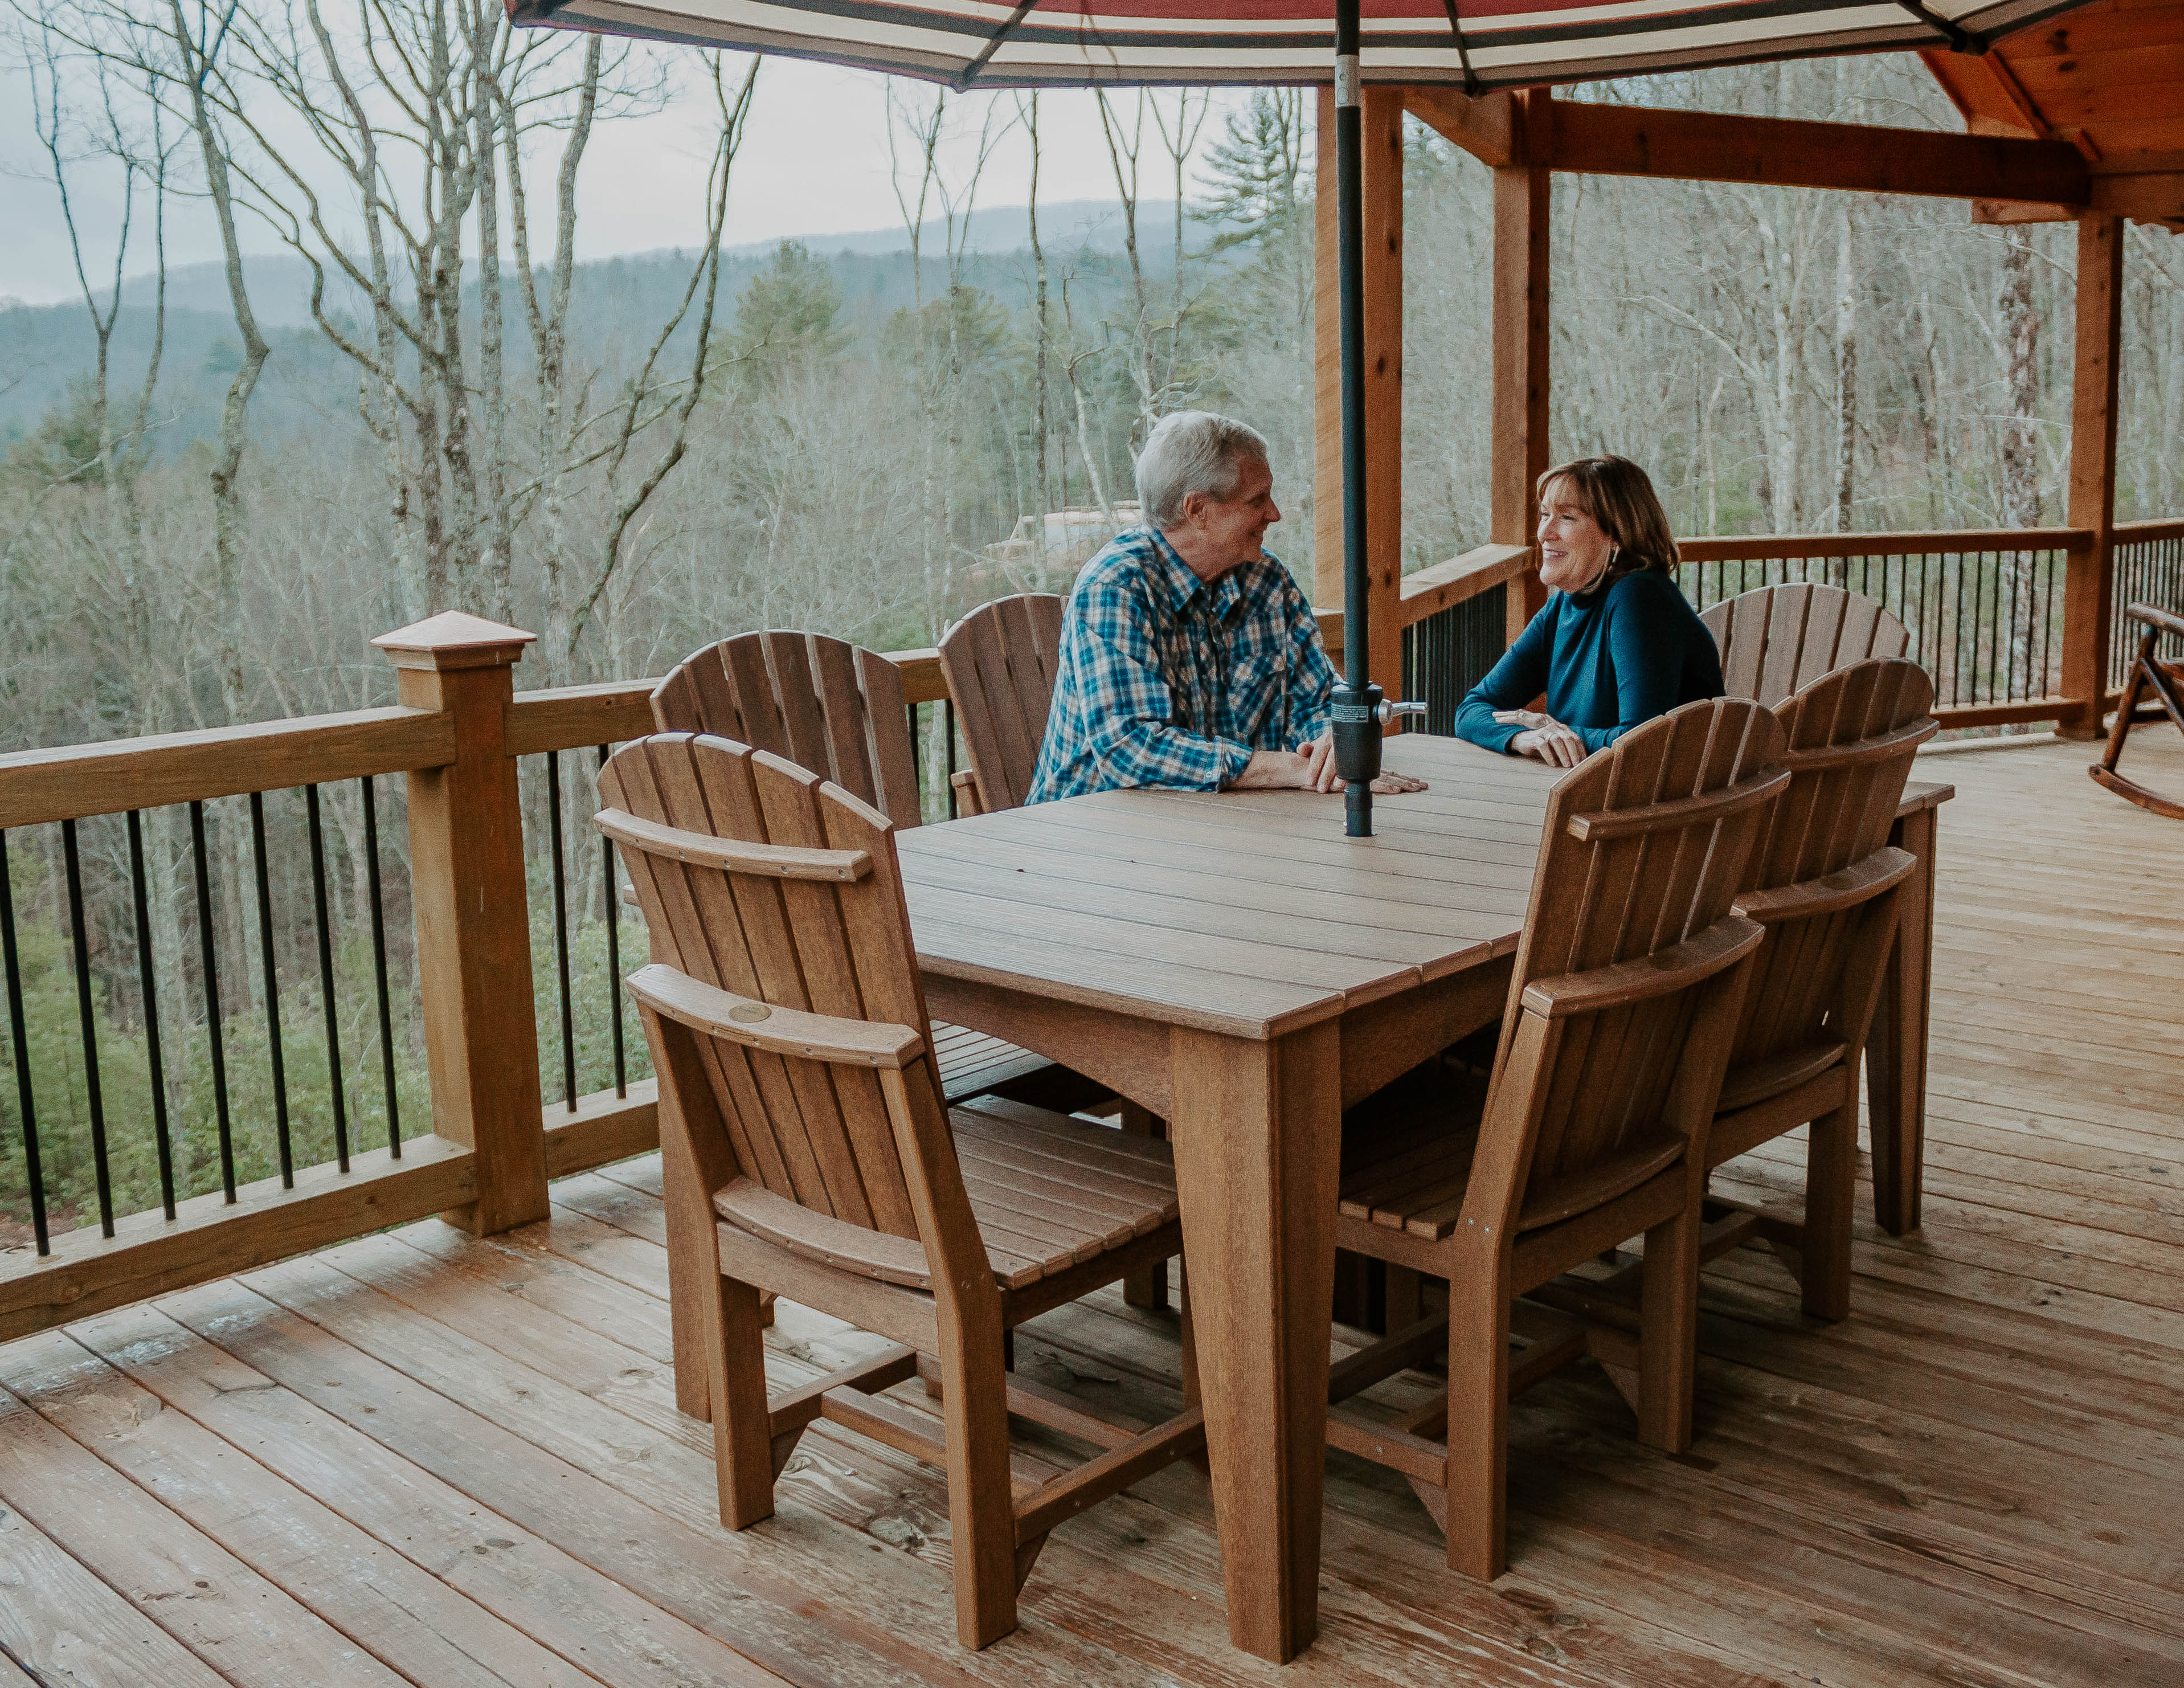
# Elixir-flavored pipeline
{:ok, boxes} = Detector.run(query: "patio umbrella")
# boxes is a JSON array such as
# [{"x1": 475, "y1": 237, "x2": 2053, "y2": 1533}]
[{"x1": 510, "y1": 0, "x2": 2085, "y2": 836}]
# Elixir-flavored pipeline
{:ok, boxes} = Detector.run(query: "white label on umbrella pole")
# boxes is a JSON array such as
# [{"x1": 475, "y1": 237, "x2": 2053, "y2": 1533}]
[{"x1": 1335, "y1": 54, "x2": 1360, "y2": 107}]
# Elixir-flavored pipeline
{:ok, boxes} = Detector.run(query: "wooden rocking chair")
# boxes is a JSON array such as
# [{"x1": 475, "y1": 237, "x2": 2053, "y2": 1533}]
[
  {"x1": 600, "y1": 731, "x2": 1204, "y2": 1650},
  {"x1": 1326, "y1": 698, "x2": 1785, "y2": 1580},
  {"x1": 652, "y1": 630, "x2": 1074, "y2": 1107},
  {"x1": 936, "y1": 594, "x2": 1066, "y2": 818},
  {"x1": 1702, "y1": 582, "x2": 1912, "y2": 707},
  {"x1": 2090, "y1": 602, "x2": 2184, "y2": 820}
]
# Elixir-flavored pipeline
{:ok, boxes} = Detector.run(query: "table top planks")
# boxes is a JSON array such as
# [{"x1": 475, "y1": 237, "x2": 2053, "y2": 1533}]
[
  {"x1": 896, "y1": 735, "x2": 1956, "y2": 1045},
  {"x1": 895, "y1": 736, "x2": 1562, "y2": 1042}
]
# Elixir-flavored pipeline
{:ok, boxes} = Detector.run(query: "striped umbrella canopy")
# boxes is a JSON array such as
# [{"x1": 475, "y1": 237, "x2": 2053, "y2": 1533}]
[{"x1": 507, "y1": 0, "x2": 2085, "y2": 93}]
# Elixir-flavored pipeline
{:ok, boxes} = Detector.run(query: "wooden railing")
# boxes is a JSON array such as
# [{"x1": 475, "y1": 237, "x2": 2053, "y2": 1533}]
[
  {"x1": 1396, "y1": 525, "x2": 2184, "y2": 734},
  {"x1": 1, "y1": 519, "x2": 2174, "y2": 1339}
]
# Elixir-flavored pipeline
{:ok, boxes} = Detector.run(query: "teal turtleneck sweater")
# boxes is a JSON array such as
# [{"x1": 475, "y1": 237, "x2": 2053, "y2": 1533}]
[{"x1": 1455, "y1": 570, "x2": 1724, "y2": 756}]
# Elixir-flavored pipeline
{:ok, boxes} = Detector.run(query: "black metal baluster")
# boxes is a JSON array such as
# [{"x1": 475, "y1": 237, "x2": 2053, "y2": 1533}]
[
  {"x1": 0, "y1": 832, "x2": 48, "y2": 1255},
  {"x1": 62, "y1": 820, "x2": 114, "y2": 1237},
  {"x1": 250, "y1": 792, "x2": 293, "y2": 1188},
  {"x1": 2041, "y1": 550, "x2": 2056, "y2": 696},
  {"x1": 943, "y1": 700, "x2": 959, "y2": 818},
  {"x1": 906, "y1": 703, "x2": 923, "y2": 816},
  {"x1": 126, "y1": 811, "x2": 176, "y2": 1219},
  {"x1": 190, "y1": 802, "x2": 236, "y2": 1200},
  {"x1": 546, "y1": 753, "x2": 576, "y2": 1110},
  {"x1": 598, "y1": 746, "x2": 625, "y2": 1098},
  {"x1": 361, "y1": 778, "x2": 400, "y2": 1156},
  {"x1": 305, "y1": 786, "x2": 349, "y2": 1172}
]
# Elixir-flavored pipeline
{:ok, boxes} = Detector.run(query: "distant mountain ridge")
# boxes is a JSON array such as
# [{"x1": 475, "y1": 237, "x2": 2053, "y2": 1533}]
[{"x1": 0, "y1": 199, "x2": 1188, "y2": 448}]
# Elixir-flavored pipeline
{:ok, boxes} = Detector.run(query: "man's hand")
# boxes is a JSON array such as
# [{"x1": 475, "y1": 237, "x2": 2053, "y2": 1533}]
[
  {"x1": 1295, "y1": 730, "x2": 1428, "y2": 795},
  {"x1": 1494, "y1": 709, "x2": 1588, "y2": 769}
]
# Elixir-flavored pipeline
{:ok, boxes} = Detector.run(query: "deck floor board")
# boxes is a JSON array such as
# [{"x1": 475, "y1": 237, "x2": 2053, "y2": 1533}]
[{"x1": 5, "y1": 733, "x2": 2180, "y2": 1687}]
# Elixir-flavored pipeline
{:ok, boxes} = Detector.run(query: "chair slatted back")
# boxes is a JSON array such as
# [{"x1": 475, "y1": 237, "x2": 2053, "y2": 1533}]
[
  {"x1": 1491, "y1": 700, "x2": 1786, "y2": 1216},
  {"x1": 652, "y1": 631, "x2": 922, "y2": 829},
  {"x1": 1731, "y1": 658, "x2": 1936, "y2": 1066},
  {"x1": 1703, "y1": 584, "x2": 1912, "y2": 708},
  {"x1": 938, "y1": 594, "x2": 1066, "y2": 814},
  {"x1": 600, "y1": 732, "x2": 939, "y2": 1241}
]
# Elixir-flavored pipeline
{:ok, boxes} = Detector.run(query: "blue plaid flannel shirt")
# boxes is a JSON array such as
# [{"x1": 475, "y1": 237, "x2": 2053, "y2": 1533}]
[{"x1": 1026, "y1": 526, "x2": 1337, "y2": 803}]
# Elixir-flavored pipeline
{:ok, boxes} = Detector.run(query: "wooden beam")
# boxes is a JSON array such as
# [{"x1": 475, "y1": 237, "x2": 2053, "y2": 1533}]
[
  {"x1": 1402, "y1": 87, "x2": 1519, "y2": 167},
  {"x1": 1312, "y1": 87, "x2": 1405, "y2": 701},
  {"x1": 2091, "y1": 171, "x2": 2184, "y2": 222},
  {"x1": 1491, "y1": 92, "x2": 1551, "y2": 640},
  {"x1": 2060, "y1": 212, "x2": 2125, "y2": 741},
  {"x1": 1545, "y1": 100, "x2": 2090, "y2": 205}
]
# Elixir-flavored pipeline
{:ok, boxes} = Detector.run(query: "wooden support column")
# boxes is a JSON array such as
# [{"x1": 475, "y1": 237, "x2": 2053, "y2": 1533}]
[
  {"x1": 373, "y1": 612, "x2": 549, "y2": 1235},
  {"x1": 2060, "y1": 212, "x2": 2124, "y2": 740},
  {"x1": 1492, "y1": 89, "x2": 1552, "y2": 643},
  {"x1": 1314, "y1": 84, "x2": 1405, "y2": 697}
]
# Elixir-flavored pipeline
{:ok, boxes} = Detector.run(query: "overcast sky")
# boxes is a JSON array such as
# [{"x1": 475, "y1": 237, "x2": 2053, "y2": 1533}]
[{"x1": 0, "y1": 48, "x2": 1253, "y2": 306}]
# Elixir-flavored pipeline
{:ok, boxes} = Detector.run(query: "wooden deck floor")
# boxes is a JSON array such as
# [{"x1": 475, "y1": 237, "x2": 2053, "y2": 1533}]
[{"x1": 3, "y1": 731, "x2": 2179, "y2": 1688}]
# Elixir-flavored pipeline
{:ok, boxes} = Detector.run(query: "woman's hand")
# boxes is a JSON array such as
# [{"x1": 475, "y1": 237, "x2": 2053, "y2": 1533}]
[{"x1": 1494, "y1": 709, "x2": 1588, "y2": 769}]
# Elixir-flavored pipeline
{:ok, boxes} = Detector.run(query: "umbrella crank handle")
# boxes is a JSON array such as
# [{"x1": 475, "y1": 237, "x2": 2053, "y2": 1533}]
[{"x1": 1331, "y1": 689, "x2": 1430, "y2": 790}]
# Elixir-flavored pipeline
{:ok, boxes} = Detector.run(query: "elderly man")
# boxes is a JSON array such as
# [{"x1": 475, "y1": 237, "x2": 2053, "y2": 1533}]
[{"x1": 1028, "y1": 411, "x2": 1428, "y2": 803}]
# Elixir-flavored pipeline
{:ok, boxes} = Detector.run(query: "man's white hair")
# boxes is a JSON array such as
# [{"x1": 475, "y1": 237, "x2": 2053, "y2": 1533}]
[{"x1": 1134, "y1": 411, "x2": 1271, "y2": 529}]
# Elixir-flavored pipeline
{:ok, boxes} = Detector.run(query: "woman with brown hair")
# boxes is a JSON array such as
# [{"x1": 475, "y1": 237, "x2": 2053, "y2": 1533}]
[{"x1": 1454, "y1": 455, "x2": 1722, "y2": 767}]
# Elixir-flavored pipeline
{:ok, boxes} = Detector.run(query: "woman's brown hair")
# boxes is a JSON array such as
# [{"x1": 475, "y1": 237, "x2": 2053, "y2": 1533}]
[{"x1": 1535, "y1": 456, "x2": 1679, "y2": 585}]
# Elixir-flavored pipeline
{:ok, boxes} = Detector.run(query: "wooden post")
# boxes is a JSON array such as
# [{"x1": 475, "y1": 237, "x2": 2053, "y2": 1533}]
[
  {"x1": 1314, "y1": 85, "x2": 1405, "y2": 697},
  {"x1": 2060, "y1": 212, "x2": 2124, "y2": 740},
  {"x1": 373, "y1": 612, "x2": 549, "y2": 1236},
  {"x1": 1492, "y1": 89, "x2": 1553, "y2": 644}
]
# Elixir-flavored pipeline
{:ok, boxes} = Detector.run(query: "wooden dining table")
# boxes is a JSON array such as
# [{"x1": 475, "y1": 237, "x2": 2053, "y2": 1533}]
[{"x1": 893, "y1": 732, "x2": 1949, "y2": 1664}]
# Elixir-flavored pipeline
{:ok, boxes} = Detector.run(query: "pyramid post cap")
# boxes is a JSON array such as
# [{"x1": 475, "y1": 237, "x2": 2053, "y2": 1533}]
[{"x1": 373, "y1": 611, "x2": 538, "y2": 672}]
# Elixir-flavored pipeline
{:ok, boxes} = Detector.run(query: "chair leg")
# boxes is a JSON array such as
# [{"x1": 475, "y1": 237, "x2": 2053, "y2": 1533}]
[
  {"x1": 1637, "y1": 1196, "x2": 1703, "y2": 1455},
  {"x1": 1802, "y1": 1102, "x2": 1858, "y2": 1322},
  {"x1": 1120, "y1": 1103, "x2": 1170, "y2": 1310},
  {"x1": 706, "y1": 1269, "x2": 779, "y2": 1529},
  {"x1": 938, "y1": 1319, "x2": 1020, "y2": 1649},
  {"x1": 1442, "y1": 1269, "x2": 1510, "y2": 1581}
]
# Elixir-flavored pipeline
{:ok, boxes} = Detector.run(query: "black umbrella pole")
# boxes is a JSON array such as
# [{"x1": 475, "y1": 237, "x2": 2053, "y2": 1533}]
[{"x1": 1331, "y1": 0, "x2": 1383, "y2": 837}]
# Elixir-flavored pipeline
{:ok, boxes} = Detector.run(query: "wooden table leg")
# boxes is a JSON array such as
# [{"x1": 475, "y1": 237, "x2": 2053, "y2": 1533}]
[
  {"x1": 1868, "y1": 805, "x2": 1937, "y2": 1236},
  {"x1": 1167, "y1": 1019, "x2": 1342, "y2": 1664}
]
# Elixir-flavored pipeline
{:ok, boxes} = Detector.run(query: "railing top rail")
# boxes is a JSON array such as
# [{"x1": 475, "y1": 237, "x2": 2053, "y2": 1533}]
[
  {"x1": 1394, "y1": 542, "x2": 1533, "y2": 627},
  {"x1": 2116, "y1": 516, "x2": 2184, "y2": 546},
  {"x1": 0, "y1": 705, "x2": 455, "y2": 832},
  {"x1": 1675, "y1": 526, "x2": 2095, "y2": 563}
]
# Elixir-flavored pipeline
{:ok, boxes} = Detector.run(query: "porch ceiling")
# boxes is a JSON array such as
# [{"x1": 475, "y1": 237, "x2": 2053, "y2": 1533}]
[{"x1": 1927, "y1": 0, "x2": 2184, "y2": 226}]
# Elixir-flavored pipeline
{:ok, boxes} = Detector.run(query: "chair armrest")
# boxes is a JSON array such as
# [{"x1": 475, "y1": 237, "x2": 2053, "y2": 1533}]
[
  {"x1": 948, "y1": 767, "x2": 984, "y2": 816},
  {"x1": 1520, "y1": 914, "x2": 1764, "y2": 1019},
  {"x1": 596, "y1": 808, "x2": 872, "y2": 882},
  {"x1": 1565, "y1": 767, "x2": 1788, "y2": 841},
  {"x1": 1733, "y1": 847, "x2": 1915, "y2": 926},
  {"x1": 627, "y1": 962, "x2": 924, "y2": 1068}
]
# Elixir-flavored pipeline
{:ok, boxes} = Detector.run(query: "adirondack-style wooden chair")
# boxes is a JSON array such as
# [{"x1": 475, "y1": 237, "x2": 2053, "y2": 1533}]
[
  {"x1": 2090, "y1": 602, "x2": 2184, "y2": 820},
  {"x1": 1702, "y1": 582, "x2": 1912, "y2": 707},
  {"x1": 936, "y1": 593, "x2": 1066, "y2": 817},
  {"x1": 1702, "y1": 657, "x2": 1935, "y2": 1316},
  {"x1": 652, "y1": 629, "x2": 923, "y2": 826},
  {"x1": 1539, "y1": 659, "x2": 1933, "y2": 1343},
  {"x1": 1326, "y1": 698, "x2": 1785, "y2": 1580},
  {"x1": 652, "y1": 631, "x2": 1060, "y2": 1105},
  {"x1": 599, "y1": 732, "x2": 1205, "y2": 1650}
]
